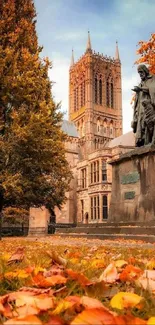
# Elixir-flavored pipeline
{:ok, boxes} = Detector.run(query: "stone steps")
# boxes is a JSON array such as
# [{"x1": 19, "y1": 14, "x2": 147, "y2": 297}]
[
  {"x1": 55, "y1": 221, "x2": 155, "y2": 243},
  {"x1": 56, "y1": 226, "x2": 155, "y2": 235},
  {"x1": 55, "y1": 233, "x2": 155, "y2": 243}
]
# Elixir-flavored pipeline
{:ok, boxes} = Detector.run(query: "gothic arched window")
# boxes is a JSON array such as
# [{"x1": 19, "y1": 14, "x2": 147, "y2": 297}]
[
  {"x1": 74, "y1": 89, "x2": 76, "y2": 111},
  {"x1": 83, "y1": 80, "x2": 85, "y2": 105},
  {"x1": 106, "y1": 81, "x2": 109, "y2": 107},
  {"x1": 76, "y1": 87, "x2": 79, "y2": 110},
  {"x1": 99, "y1": 78, "x2": 102, "y2": 105},
  {"x1": 111, "y1": 82, "x2": 114, "y2": 108},
  {"x1": 80, "y1": 84, "x2": 83, "y2": 107},
  {"x1": 95, "y1": 76, "x2": 98, "y2": 104}
]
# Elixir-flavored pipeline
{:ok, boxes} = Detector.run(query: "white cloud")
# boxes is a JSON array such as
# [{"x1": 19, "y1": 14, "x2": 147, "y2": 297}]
[{"x1": 48, "y1": 55, "x2": 70, "y2": 119}]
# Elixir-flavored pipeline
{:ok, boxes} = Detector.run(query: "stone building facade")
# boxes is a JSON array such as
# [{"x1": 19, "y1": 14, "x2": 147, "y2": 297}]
[{"x1": 55, "y1": 33, "x2": 135, "y2": 225}]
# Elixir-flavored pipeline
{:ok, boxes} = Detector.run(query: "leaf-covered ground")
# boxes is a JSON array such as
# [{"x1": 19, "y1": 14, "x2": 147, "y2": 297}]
[{"x1": 0, "y1": 236, "x2": 155, "y2": 324}]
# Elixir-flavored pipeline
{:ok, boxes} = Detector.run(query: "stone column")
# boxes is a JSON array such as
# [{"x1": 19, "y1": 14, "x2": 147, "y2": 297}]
[{"x1": 28, "y1": 206, "x2": 50, "y2": 236}]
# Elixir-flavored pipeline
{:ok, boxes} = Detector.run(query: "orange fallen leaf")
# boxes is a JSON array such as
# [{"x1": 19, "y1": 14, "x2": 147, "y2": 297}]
[
  {"x1": 33, "y1": 274, "x2": 67, "y2": 288},
  {"x1": 120, "y1": 265, "x2": 142, "y2": 282},
  {"x1": 80, "y1": 296, "x2": 105, "y2": 309},
  {"x1": 99, "y1": 263, "x2": 119, "y2": 283},
  {"x1": 15, "y1": 294, "x2": 54, "y2": 311},
  {"x1": 66, "y1": 269, "x2": 92, "y2": 287},
  {"x1": 4, "y1": 315, "x2": 42, "y2": 324},
  {"x1": 70, "y1": 307, "x2": 116, "y2": 325}
]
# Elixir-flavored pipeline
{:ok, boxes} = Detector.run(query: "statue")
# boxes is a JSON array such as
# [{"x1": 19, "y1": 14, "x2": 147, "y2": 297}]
[{"x1": 131, "y1": 64, "x2": 155, "y2": 147}]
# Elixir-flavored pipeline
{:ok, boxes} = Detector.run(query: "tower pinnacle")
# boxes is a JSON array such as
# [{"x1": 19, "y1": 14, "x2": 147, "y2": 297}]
[
  {"x1": 115, "y1": 41, "x2": 120, "y2": 61},
  {"x1": 86, "y1": 31, "x2": 92, "y2": 53},
  {"x1": 70, "y1": 49, "x2": 74, "y2": 67}
]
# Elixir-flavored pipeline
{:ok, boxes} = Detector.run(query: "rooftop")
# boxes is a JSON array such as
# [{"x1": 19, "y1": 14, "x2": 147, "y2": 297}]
[
  {"x1": 108, "y1": 131, "x2": 135, "y2": 148},
  {"x1": 62, "y1": 120, "x2": 79, "y2": 138}
]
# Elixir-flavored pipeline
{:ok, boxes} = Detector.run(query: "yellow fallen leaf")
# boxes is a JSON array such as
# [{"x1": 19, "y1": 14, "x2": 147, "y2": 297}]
[
  {"x1": 70, "y1": 258, "x2": 80, "y2": 265},
  {"x1": 52, "y1": 300, "x2": 73, "y2": 315},
  {"x1": 91, "y1": 259, "x2": 105, "y2": 269},
  {"x1": 115, "y1": 260, "x2": 128, "y2": 268},
  {"x1": 110, "y1": 292, "x2": 143, "y2": 310},
  {"x1": 33, "y1": 267, "x2": 45, "y2": 276},
  {"x1": 147, "y1": 317, "x2": 155, "y2": 325},
  {"x1": 146, "y1": 261, "x2": 155, "y2": 270}
]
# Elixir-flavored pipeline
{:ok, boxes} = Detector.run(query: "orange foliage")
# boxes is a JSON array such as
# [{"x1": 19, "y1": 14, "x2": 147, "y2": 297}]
[{"x1": 135, "y1": 33, "x2": 155, "y2": 74}]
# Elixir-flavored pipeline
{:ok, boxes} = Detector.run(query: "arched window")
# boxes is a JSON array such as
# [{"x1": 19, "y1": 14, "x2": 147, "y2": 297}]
[
  {"x1": 74, "y1": 89, "x2": 76, "y2": 111},
  {"x1": 103, "y1": 120, "x2": 107, "y2": 135},
  {"x1": 111, "y1": 82, "x2": 114, "y2": 108},
  {"x1": 76, "y1": 87, "x2": 79, "y2": 110},
  {"x1": 106, "y1": 81, "x2": 109, "y2": 107},
  {"x1": 110, "y1": 122, "x2": 113, "y2": 137},
  {"x1": 97, "y1": 119, "x2": 100, "y2": 134},
  {"x1": 95, "y1": 76, "x2": 98, "y2": 104},
  {"x1": 99, "y1": 78, "x2": 102, "y2": 105},
  {"x1": 80, "y1": 84, "x2": 83, "y2": 107},
  {"x1": 83, "y1": 80, "x2": 85, "y2": 105}
]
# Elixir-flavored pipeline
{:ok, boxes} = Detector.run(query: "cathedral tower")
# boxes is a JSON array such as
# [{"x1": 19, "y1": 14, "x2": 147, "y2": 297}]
[{"x1": 69, "y1": 33, "x2": 122, "y2": 156}]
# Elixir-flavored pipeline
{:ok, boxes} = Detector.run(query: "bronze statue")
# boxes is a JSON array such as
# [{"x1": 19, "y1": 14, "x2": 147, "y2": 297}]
[{"x1": 131, "y1": 65, "x2": 155, "y2": 147}]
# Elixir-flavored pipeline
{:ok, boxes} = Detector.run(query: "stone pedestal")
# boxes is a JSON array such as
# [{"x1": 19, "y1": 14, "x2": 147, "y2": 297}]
[
  {"x1": 109, "y1": 145, "x2": 155, "y2": 222},
  {"x1": 28, "y1": 207, "x2": 50, "y2": 236}
]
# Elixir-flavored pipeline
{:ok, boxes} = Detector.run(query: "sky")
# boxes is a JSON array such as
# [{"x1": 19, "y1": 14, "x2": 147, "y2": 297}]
[{"x1": 34, "y1": 0, "x2": 155, "y2": 134}]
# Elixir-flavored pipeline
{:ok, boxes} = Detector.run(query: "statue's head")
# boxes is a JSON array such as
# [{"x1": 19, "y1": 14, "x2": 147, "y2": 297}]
[{"x1": 137, "y1": 64, "x2": 149, "y2": 81}]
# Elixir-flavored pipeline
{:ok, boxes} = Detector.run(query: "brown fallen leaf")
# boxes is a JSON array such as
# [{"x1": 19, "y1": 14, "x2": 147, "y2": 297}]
[
  {"x1": 46, "y1": 251, "x2": 67, "y2": 267},
  {"x1": 7, "y1": 247, "x2": 24, "y2": 265}
]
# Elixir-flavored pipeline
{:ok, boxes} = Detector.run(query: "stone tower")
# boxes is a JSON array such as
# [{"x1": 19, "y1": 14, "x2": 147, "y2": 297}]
[{"x1": 69, "y1": 33, "x2": 122, "y2": 158}]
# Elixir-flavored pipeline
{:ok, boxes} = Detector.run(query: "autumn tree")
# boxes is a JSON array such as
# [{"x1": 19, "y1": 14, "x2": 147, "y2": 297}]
[
  {"x1": 135, "y1": 33, "x2": 155, "y2": 73},
  {"x1": 0, "y1": 0, "x2": 71, "y2": 218}
]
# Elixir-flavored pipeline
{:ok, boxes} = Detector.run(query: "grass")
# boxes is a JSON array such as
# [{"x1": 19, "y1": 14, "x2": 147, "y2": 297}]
[{"x1": 0, "y1": 237, "x2": 155, "y2": 323}]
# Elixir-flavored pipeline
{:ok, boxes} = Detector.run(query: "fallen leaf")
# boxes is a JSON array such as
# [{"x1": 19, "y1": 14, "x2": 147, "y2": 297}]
[
  {"x1": 137, "y1": 278, "x2": 155, "y2": 292},
  {"x1": 143, "y1": 270, "x2": 155, "y2": 281},
  {"x1": 110, "y1": 292, "x2": 143, "y2": 310},
  {"x1": 91, "y1": 259, "x2": 105, "y2": 269},
  {"x1": 70, "y1": 307, "x2": 116, "y2": 325},
  {"x1": 4, "y1": 315, "x2": 42, "y2": 324},
  {"x1": 46, "y1": 251, "x2": 67, "y2": 266},
  {"x1": 33, "y1": 274, "x2": 67, "y2": 288},
  {"x1": 80, "y1": 296, "x2": 105, "y2": 309},
  {"x1": 147, "y1": 317, "x2": 155, "y2": 324},
  {"x1": 120, "y1": 265, "x2": 142, "y2": 282},
  {"x1": 99, "y1": 263, "x2": 119, "y2": 283},
  {"x1": 114, "y1": 260, "x2": 128, "y2": 268},
  {"x1": 7, "y1": 247, "x2": 24, "y2": 265},
  {"x1": 66, "y1": 269, "x2": 92, "y2": 287}
]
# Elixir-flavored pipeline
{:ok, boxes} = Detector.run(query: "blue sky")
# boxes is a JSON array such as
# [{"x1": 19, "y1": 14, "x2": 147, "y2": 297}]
[{"x1": 34, "y1": 0, "x2": 155, "y2": 133}]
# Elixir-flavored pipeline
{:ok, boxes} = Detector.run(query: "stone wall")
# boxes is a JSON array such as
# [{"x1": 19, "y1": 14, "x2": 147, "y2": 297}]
[{"x1": 109, "y1": 145, "x2": 155, "y2": 222}]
